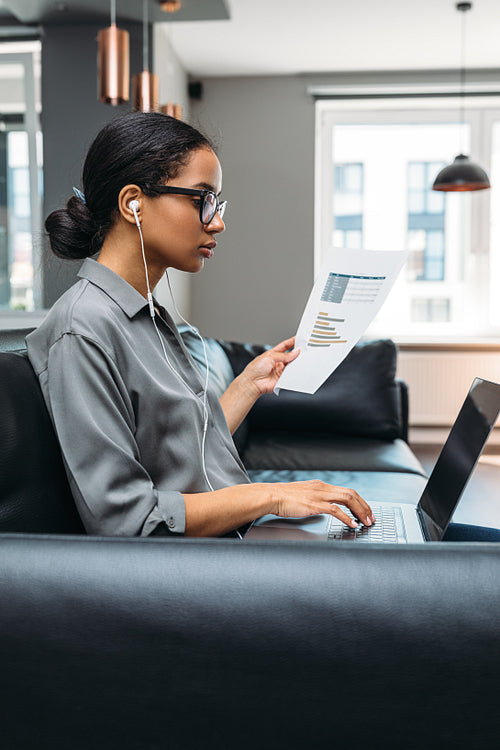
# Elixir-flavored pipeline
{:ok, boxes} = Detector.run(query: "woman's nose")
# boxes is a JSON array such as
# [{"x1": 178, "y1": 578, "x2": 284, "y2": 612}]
[{"x1": 206, "y1": 211, "x2": 225, "y2": 234}]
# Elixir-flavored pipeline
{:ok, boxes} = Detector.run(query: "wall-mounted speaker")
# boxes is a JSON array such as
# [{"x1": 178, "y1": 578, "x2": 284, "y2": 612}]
[{"x1": 188, "y1": 81, "x2": 203, "y2": 100}]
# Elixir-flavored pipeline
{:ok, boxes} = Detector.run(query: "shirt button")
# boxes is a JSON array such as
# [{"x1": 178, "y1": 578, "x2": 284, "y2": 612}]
[{"x1": 167, "y1": 517, "x2": 176, "y2": 529}]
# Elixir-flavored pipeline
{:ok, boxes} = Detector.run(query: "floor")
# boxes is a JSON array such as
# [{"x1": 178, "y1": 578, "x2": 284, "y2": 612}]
[{"x1": 412, "y1": 445, "x2": 500, "y2": 530}]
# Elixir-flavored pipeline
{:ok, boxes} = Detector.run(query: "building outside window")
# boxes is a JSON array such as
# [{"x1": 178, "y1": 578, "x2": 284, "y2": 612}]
[
  {"x1": 407, "y1": 161, "x2": 446, "y2": 284},
  {"x1": 333, "y1": 162, "x2": 363, "y2": 249},
  {"x1": 316, "y1": 97, "x2": 499, "y2": 339}
]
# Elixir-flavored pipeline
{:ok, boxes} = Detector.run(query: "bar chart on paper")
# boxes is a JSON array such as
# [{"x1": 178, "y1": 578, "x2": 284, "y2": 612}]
[
  {"x1": 307, "y1": 273, "x2": 386, "y2": 348},
  {"x1": 307, "y1": 313, "x2": 346, "y2": 348},
  {"x1": 275, "y1": 247, "x2": 408, "y2": 395}
]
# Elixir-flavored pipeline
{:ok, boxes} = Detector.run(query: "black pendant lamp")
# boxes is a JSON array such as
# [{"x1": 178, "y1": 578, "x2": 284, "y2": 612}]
[{"x1": 432, "y1": 2, "x2": 490, "y2": 192}]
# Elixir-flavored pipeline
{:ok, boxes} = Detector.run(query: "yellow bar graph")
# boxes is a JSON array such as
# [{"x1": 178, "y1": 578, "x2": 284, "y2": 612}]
[{"x1": 307, "y1": 312, "x2": 346, "y2": 349}]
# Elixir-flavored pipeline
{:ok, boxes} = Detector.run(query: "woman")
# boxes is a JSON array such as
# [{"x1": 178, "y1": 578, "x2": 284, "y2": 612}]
[{"x1": 27, "y1": 112, "x2": 374, "y2": 538}]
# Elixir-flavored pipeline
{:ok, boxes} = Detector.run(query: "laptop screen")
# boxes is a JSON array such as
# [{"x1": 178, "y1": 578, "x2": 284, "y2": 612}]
[{"x1": 418, "y1": 378, "x2": 500, "y2": 541}]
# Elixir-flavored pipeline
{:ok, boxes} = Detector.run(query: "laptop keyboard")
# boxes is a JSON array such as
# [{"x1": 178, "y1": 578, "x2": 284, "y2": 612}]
[{"x1": 327, "y1": 504, "x2": 407, "y2": 543}]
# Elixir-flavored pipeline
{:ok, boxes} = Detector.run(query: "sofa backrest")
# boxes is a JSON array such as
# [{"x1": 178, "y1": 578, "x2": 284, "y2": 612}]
[
  {"x1": 0, "y1": 325, "x2": 38, "y2": 354},
  {"x1": 0, "y1": 350, "x2": 85, "y2": 534}
]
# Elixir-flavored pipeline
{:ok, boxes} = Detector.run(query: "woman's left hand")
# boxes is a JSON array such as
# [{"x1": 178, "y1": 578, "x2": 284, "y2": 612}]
[
  {"x1": 241, "y1": 337, "x2": 300, "y2": 397},
  {"x1": 220, "y1": 337, "x2": 300, "y2": 434}
]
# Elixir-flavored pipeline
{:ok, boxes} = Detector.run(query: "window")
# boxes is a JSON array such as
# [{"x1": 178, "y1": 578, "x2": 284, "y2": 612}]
[
  {"x1": 316, "y1": 97, "x2": 499, "y2": 338},
  {"x1": 0, "y1": 42, "x2": 42, "y2": 312}
]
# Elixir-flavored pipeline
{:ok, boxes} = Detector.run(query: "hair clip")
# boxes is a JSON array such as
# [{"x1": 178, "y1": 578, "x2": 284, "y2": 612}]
[{"x1": 72, "y1": 187, "x2": 86, "y2": 204}]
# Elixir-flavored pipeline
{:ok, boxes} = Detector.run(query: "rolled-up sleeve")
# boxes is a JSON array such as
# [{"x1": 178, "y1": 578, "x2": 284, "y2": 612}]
[
  {"x1": 142, "y1": 491, "x2": 186, "y2": 536},
  {"x1": 44, "y1": 332, "x2": 185, "y2": 536}
]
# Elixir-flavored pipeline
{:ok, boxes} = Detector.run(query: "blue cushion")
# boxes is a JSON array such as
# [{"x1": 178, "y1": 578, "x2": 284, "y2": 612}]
[
  {"x1": 178, "y1": 327, "x2": 249, "y2": 455},
  {"x1": 178, "y1": 326, "x2": 235, "y2": 398}
]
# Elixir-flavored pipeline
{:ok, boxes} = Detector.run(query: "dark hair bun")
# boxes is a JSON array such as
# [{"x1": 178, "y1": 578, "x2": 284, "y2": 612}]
[{"x1": 45, "y1": 195, "x2": 98, "y2": 260}]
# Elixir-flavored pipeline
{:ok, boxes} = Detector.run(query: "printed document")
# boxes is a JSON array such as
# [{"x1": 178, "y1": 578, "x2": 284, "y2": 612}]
[{"x1": 275, "y1": 247, "x2": 408, "y2": 395}]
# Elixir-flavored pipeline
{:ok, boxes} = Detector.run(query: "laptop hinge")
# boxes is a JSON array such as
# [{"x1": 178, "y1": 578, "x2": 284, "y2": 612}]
[{"x1": 417, "y1": 505, "x2": 436, "y2": 542}]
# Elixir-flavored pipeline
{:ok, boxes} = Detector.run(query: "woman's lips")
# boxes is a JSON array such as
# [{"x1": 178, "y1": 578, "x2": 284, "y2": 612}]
[{"x1": 199, "y1": 244, "x2": 215, "y2": 258}]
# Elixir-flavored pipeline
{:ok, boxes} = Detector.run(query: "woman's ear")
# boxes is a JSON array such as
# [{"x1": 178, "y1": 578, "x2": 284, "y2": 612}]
[{"x1": 118, "y1": 185, "x2": 144, "y2": 225}]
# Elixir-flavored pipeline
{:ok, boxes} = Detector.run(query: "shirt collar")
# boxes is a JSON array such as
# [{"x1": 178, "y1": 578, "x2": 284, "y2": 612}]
[{"x1": 77, "y1": 258, "x2": 149, "y2": 319}]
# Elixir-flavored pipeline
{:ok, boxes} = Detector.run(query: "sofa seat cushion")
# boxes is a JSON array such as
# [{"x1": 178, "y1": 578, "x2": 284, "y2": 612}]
[
  {"x1": 242, "y1": 433, "x2": 426, "y2": 475},
  {"x1": 246, "y1": 469, "x2": 428, "y2": 507}
]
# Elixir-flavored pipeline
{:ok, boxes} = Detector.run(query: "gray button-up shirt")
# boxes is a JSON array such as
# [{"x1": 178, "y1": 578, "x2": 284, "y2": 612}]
[{"x1": 26, "y1": 259, "x2": 250, "y2": 536}]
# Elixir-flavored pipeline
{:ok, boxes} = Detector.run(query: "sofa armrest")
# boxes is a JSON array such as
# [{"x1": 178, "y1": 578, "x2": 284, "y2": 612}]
[{"x1": 1, "y1": 534, "x2": 499, "y2": 749}]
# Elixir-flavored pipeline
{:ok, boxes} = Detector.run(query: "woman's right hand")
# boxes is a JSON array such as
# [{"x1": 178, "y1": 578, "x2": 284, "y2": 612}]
[
  {"x1": 184, "y1": 480, "x2": 375, "y2": 538},
  {"x1": 269, "y1": 480, "x2": 375, "y2": 529}
]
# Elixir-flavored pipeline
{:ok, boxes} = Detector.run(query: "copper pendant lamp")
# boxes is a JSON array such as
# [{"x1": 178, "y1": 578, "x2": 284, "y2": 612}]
[
  {"x1": 160, "y1": 0, "x2": 182, "y2": 11},
  {"x1": 432, "y1": 2, "x2": 490, "y2": 192},
  {"x1": 160, "y1": 103, "x2": 182, "y2": 119},
  {"x1": 132, "y1": 0, "x2": 159, "y2": 112},
  {"x1": 158, "y1": 0, "x2": 182, "y2": 119},
  {"x1": 98, "y1": 0, "x2": 130, "y2": 105}
]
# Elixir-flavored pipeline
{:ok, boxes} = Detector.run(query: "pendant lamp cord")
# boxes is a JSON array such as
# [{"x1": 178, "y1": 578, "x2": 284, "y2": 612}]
[
  {"x1": 459, "y1": 5, "x2": 466, "y2": 153},
  {"x1": 110, "y1": 0, "x2": 116, "y2": 26},
  {"x1": 457, "y1": 2, "x2": 471, "y2": 155},
  {"x1": 143, "y1": 0, "x2": 149, "y2": 71}
]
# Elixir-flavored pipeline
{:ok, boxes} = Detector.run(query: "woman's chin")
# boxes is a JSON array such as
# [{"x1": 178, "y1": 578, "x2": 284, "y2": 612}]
[
  {"x1": 169, "y1": 258, "x2": 205, "y2": 274},
  {"x1": 193, "y1": 257, "x2": 206, "y2": 273}
]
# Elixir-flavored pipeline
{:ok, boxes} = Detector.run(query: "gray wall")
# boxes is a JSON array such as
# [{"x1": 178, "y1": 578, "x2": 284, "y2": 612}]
[
  {"x1": 190, "y1": 76, "x2": 316, "y2": 345},
  {"x1": 41, "y1": 22, "x2": 142, "y2": 307}
]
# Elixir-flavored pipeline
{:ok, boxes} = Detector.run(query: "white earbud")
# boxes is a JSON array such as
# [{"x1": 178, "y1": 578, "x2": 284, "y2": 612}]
[
  {"x1": 129, "y1": 200, "x2": 140, "y2": 227},
  {"x1": 129, "y1": 199, "x2": 154, "y2": 317}
]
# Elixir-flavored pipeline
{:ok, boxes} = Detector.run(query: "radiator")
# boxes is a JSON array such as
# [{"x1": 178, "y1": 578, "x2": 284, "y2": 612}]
[{"x1": 396, "y1": 349, "x2": 500, "y2": 427}]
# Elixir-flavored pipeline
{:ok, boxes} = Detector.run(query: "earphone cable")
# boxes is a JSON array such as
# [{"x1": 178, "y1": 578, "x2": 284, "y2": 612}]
[
  {"x1": 134, "y1": 216, "x2": 242, "y2": 539},
  {"x1": 166, "y1": 273, "x2": 243, "y2": 548},
  {"x1": 165, "y1": 270, "x2": 213, "y2": 492}
]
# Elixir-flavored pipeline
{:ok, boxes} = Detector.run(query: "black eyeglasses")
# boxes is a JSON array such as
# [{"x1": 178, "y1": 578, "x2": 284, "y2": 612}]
[{"x1": 147, "y1": 185, "x2": 227, "y2": 225}]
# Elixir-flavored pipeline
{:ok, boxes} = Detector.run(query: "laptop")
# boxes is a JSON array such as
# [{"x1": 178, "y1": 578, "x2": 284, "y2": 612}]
[{"x1": 245, "y1": 377, "x2": 500, "y2": 544}]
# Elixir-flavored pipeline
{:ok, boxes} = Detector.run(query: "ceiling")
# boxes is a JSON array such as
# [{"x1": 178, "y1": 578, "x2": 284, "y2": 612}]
[
  {"x1": 165, "y1": 0, "x2": 500, "y2": 77},
  {"x1": 0, "y1": 0, "x2": 499, "y2": 77},
  {"x1": 0, "y1": 0, "x2": 229, "y2": 26}
]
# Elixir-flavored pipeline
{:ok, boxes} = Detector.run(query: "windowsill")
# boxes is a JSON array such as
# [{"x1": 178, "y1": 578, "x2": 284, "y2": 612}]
[
  {"x1": 365, "y1": 331, "x2": 500, "y2": 350},
  {"x1": 0, "y1": 310, "x2": 48, "y2": 330},
  {"x1": 392, "y1": 335, "x2": 500, "y2": 351}
]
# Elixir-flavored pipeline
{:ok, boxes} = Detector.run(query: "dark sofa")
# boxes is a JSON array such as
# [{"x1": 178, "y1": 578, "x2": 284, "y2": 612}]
[{"x1": 1, "y1": 327, "x2": 499, "y2": 749}]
